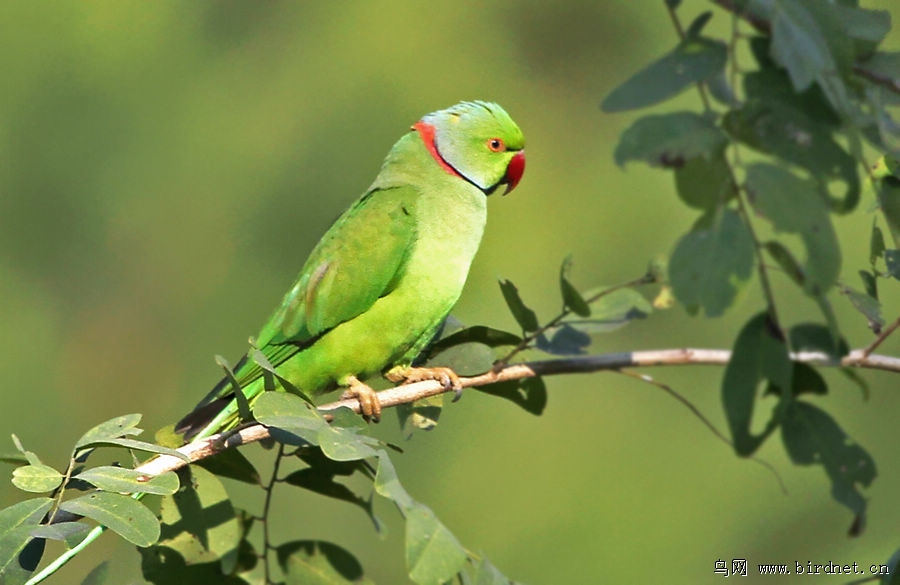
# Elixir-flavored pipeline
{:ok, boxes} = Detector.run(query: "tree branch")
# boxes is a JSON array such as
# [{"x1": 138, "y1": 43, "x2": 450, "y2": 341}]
[{"x1": 133, "y1": 347, "x2": 900, "y2": 478}]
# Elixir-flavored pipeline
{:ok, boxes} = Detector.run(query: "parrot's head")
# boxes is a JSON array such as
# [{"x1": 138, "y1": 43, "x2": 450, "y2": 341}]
[{"x1": 415, "y1": 101, "x2": 525, "y2": 196}]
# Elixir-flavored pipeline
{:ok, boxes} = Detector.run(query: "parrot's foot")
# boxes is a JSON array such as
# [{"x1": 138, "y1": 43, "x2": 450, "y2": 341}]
[
  {"x1": 385, "y1": 366, "x2": 464, "y2": 401},
  {"x1": 340, "y1": 376, "x2": 382, "y2": 422}
]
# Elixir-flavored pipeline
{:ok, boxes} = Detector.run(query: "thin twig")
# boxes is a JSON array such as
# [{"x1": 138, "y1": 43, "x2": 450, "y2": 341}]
[
  {"x1": 614, "y1": 368, "x2": 787, "y2": 495},
  {"x1": 130, "y1": 347, "x2": 900, "y2": 479},
  {"x1": 862, "y1": 314, "x2": 900, "y2": 358}
]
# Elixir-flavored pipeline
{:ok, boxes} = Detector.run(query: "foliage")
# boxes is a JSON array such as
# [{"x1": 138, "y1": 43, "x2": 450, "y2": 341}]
[{"x1": 2, "y1": 1, "x2": 900, "y2": 584}]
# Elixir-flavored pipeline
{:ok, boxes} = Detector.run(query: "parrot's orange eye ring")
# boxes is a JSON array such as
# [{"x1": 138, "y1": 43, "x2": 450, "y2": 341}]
[{"x1": 487, "y1": 138, "x2": 505, "y2": 152}]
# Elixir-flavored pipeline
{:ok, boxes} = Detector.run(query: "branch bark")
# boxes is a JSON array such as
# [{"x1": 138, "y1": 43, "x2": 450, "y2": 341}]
[{"x1": 133, "y1": 347, "x2": 899, "y2": 478}]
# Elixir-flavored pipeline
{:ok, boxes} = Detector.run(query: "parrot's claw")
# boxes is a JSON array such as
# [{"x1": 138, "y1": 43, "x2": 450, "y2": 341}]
[
  {"x1": 341, "y1": 376, "x2": 382, "y2": 422},
  {"x1": 386, "y1": 366, "x2": 464, "y2": 401}
]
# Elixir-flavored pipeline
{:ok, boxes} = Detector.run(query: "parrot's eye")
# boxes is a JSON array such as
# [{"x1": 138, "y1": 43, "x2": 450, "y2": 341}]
[{"x1": 487, "y1": 138, "x2": 505, "y2": 152}]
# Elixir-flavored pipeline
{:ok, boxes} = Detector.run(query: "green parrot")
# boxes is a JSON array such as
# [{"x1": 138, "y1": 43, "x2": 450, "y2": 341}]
[{"x1": 175, "y1": 101, "x2": 525, "y2": 440}]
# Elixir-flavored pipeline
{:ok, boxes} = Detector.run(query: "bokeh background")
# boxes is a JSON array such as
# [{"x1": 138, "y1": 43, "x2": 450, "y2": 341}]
[{"x1": 2, "y1": 2, "x2": 900, "y2": 583}]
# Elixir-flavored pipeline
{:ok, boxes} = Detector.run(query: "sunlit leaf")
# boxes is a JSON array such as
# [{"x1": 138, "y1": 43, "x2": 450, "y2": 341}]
[
  {"x1": 874, "y1": 155, "x2": 900, "y2": 246},
  {"x1": 602, "y1": 36, "x2": 726, "y2": 112},
  {"x1": 405, "y1": 504, "x2": 467, "y2": 585},
  {"x1": 374, "y1": 452, "x2": 414, "y2": 510},
  {"x1": 75, "y1": 414, "x2": 143, "y2": 449},
  {"x1": 74, "y1": 467, "x2": 179, "y2": 496},
  {"x1": 254, "y1": 391, "x2": 327, "y2": 446},
  {"x1": 152, "y1": 466, "x2": 241, "y2": 568},
  {"x1": 11, "y1": 464, "x2": 63, "y2": 493},
  {"x1": 59, "y1": 492, "x2": 160, "y2": 547},
  {"x1": 669, "y1": 209, "x2": 754, "y2": 317}
]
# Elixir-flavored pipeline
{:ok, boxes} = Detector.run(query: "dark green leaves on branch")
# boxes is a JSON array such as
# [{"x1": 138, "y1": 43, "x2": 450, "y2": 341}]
[
  {"x1": 721, "y1": 312, "x2": 792, "y2": 456},
  {"x1": 745, "y1": 164, "x2": 841, "y2": 295},
  {"x1": 614, "y1": 112, "x2": 727, "y2": 168},
  {"x1": 781, "y1": 401, "x2": 876, "y2": 535}
]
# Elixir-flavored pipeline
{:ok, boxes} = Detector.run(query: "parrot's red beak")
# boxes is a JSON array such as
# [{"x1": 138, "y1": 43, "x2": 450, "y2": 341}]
[{"x1": 502, "y1": 150, "x2": 526, "y2": 195}]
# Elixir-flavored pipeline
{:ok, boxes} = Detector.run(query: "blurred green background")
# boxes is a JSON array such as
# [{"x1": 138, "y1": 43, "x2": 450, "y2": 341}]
[{"x1": 2, "y1": 2, "x2": 900, "y2": 583}]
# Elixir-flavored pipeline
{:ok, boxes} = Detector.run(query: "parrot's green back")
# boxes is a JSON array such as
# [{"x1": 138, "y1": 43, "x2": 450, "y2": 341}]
[{"x1": 176, "y1": 101, "x2": 525, "y2": 439}]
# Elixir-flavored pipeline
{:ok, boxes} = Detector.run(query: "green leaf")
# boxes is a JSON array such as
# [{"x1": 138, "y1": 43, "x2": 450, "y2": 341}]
[
  {"x1": 75, "y1": 414, "x2": 143, "y2": 449},
  {"x1": 724, "y1": 102, "x2": 858, "y2": 213},
  {"x1": 318, "y1": 425, "x2": 380, "y2": 462},
  {"x1": 77, "y1": 436, "x2": 190, "y2": 462},
  {"x1": 405, "y1": 504, "x2": 467, "y2": 585},
  {"x1": 73, "y1": 467, "x2": 179, "y2": 496},
  {"x1": 427, "y1": 326, "x2": 522, "y2": 355},
  {"x1": 764, "y1": 241, "x2": 804, "y2": 286},
  {"x1": 11, "y1": 464, "x2": 63, "y2": 493},
  {"x1": 30, "y1": 522, "x2": 92, "y2": 549},
  {"x1": 373, "y1": 451, "x2": 416, "y2": 511},
  {"x1": 885, "y1": 250, "x2": 900, "y2": 280},
  {"x1": 669, "y1": 209, "x2": 754, "y2": 317},
  {"x1": 860, "y1": 270, "x2": 878, "y2": 300},
  {"x1": 10, "y1": 435, "x2": 43, "y2": 467},
  {"x1": 602, "y1": 36, "x2": 726, "y2": 112},
  {"x1": 840, "y1": 285, "x2": 884, "y2": 332},
  {"x1": 152, "y1": 466, "x2": 241, "y2": 568},
  {"x1": 765, "y1": 363, "x2": 826, "y2": 397},
  {"x1": 781, "y1": 401, "x2": 876, "y2": 535},
  {"x1": 745, "y1": 164, "x2": 841, "y2": 294},
  {"x1": 870, "y1": 222, "x2": 886, "y2": 266},
  {"x1": 722, "y1": 312, "x2": 792, "y2": 455},
  {"x1": 498, "y1": 280, "x2": 539, "y2": 332},
  {"x1": 215, "y1": 355, "x2": 253, "y2": 423},
  {"x1": 195, "y1": 448, "x2": 261, "y2": 485},
  {"x1": 875, "y1": 157, "x2": 900, "y2": 247},
  {"x1": 614, "y1": 112, "x2": 727, "y2": 168},
  {"x1": 471, "y1": 556, "x2": 514, "y2": 585},
  {"x1": 789, "y1": 323, "x2": 848, "y2": 359},
  {"x1": 476, "y1": 377, "x2": 547, "y2": 416},
  {"x1": 254, "y1": 391, "x2": 327, "y2": 446},
  {"x1": 0, "y1": 453, "x2": 29, "y2": 467},
  {"x1": 580, "y1": 287, "x2": 653, "y2": 333},
  {"x1": 278, "y1": 540, "x2": 373, "y2": 585},
  {"x1": 59, "y1": 493, "x2": 160, "y2": 547},
  {"x1": 559, "y1": 256, "x2": 590, "y2": 317},
  {"x1": 674, "y1": 147, "x2": 737, "y2": 210},
  {"x1": 140, "y1": 547, "x2": 249, "y2": 585},
  {"x1": 398, "y1": 395, "x2": 444, "y2": 438},
  {"x1": 537, "y1": 325, "x2": 591, "y2": 355},
  {"x1": 0, "y1": 497, "x2": 52, "y2": 584},
  {"x1": 80, "y1": 562, "x2": 109, "y2": 585},
  {"x1": 758, "y1": 0, "x2": 855, "y2": 114}
]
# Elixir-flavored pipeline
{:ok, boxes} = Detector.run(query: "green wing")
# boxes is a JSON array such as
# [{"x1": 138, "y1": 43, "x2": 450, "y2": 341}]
[{"x1": 193, "y1": 185, "x2": 418, "y2": 406}]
